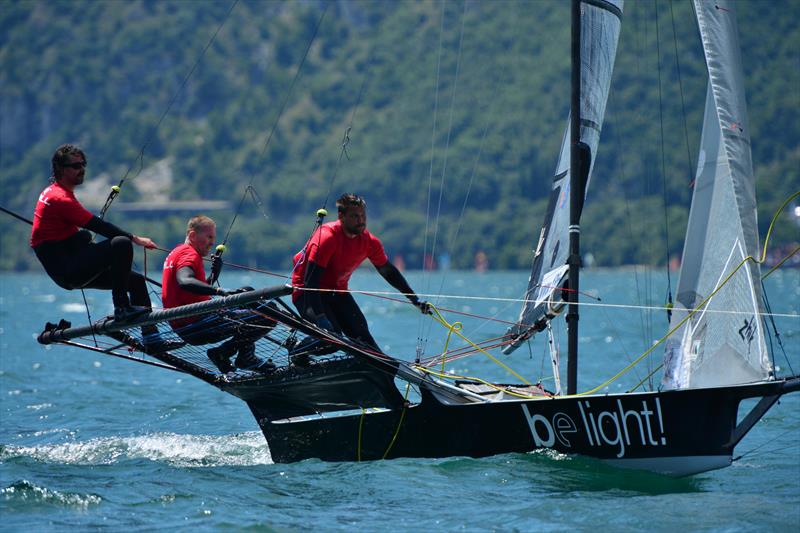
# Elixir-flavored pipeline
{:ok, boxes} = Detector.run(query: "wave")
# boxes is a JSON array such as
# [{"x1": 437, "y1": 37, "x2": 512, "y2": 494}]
[
  {"x1": 0, "y1": 431, "x2": 272, "y2": 467},
  {"x1": 1, "y1": 479, "x2": 101, "y2": 509}
]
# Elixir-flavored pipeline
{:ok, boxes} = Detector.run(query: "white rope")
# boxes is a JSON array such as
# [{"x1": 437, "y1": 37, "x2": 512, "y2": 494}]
[{"x1": 294, "y1": 286, "x2": 799, "y2": 320}]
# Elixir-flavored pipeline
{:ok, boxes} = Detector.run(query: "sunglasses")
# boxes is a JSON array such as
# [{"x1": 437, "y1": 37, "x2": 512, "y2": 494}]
[{"x1": 63, "y1": 161, "x2": 87, "y2": 169}]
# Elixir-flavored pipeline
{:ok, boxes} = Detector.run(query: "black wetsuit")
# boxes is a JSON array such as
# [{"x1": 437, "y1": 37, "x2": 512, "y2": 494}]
[
  {"x1": 294, "y1": 289, "x2": 379, "y2": 351},
  {"x1": 293, "y1": 259, "x2": 420, "y2": 354},
  {"x1": 33, "y1": 217, "x2": 150, "y2": 309}
]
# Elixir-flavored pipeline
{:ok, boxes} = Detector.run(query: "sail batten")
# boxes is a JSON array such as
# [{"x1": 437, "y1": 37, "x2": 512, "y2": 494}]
[
  {"x1": 504, "y1": 0, "x2": 623, "y2": 353},
  {"x1": 661, "y1": 0, "x2": 772, "y2": 390}
]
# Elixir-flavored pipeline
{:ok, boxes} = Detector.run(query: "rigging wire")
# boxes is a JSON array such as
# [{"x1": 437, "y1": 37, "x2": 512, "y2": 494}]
[
  {"x1": 220, "y1": 3, "x2": 330, "y2": 247},
  {"x1": 0, "y1": 205, "x2": 32, "y2": 225},
  {"x1": 732, "y1": 427, "x2": 800, "y2": 464},
  {"x1": 418, "y1": 0, "x2": 449, "y2": 362},
  {"x1": 636, "y1": 2, "x2": 656, "y2": 359},
  {"x1": 287, "y1": 55, "x2": 372, "y2": 286},
  {"x1": 653, "y1": 0, "x2": 675, "y2": 321},
  {"x1": 427, "y1": 1, "x2": 516, "y2": 356},
  {"x1": 319, "y1": 69, "x2": 371, "y2": 215},
  {"x1": 246, "y1": 185, "x2": 272, "y2": 225},
  {"x1": 79, "y1": 288, "x2": 97, "y2": 348},
  {"x1": 348, "y1": 288, "x2": 799, "y2": 320},
  {"x1": 619, "y1": 197, "x2": 800, "y2": 393},
  {"x1": 56, "y1": 338, "x2": 185, "y2": 372},
  {"x1": 426, "y1": 0, "x2": 467, "y2": 283},
  {"x1": 624, "y1": 1, "x2": 653, "y2": 373},
  {"x1": 608, "y1": 89, "x2": 654, "y2": 386},
  {"x1": 434, "y1": 60, "x2": 497, "y2": 317},
  {"x1": 761, "y1": 280, "x2": 792, "y2": 376},
  {"x1": 418, "y1": 0, "x2": 469, "y2": 361},
  {"x1": 669, "y1": 0, "x2": 696, "y2": 186},
  {"x1": 99, "y1": 0, "x2": 241, "y2": 219}
]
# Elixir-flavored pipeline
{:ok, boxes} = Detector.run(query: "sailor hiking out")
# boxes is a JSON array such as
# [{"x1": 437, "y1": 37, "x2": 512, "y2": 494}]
[{"x1": 28, "y1": 144, "x2": 181, "y2": 353}]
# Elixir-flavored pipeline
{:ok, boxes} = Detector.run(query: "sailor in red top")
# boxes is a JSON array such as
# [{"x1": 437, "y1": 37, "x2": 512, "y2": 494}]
[
  {"x1": 161, "y1": 215, "x2": 276, "y2": 374},
  {"x1": 290, "y1": 193, "x2": 430, "y2": 361},
  {"x1": 162, "y1": 241, "x2": 212, "y2": 326},
  {"x1": 30, "y1": 144, "x2": 158, "y2": 323}
]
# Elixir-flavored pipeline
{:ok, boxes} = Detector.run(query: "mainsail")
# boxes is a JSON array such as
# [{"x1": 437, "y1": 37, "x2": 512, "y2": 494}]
[
  {"x1": 661, "y1": 0, "x2": 772, "y2": 389},
  {"x1": 505, "y1": 0, "x2": 623, "y2": 353}
]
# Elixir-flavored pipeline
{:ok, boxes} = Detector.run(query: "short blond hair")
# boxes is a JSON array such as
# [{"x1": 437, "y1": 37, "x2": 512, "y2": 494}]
[{"x1": 187, "y1": 215, "x2": 215, "y2": 235}]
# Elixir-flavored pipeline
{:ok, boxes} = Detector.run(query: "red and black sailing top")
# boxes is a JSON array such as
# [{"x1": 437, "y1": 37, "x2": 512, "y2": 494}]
[
  {"x1": 30, "y1": 181, "x2": 93, "y2": 247},
  {"x1": 291, "y1": 220, "x2": 388, "y2": 301},
  {"x1": 161, "y1": 243, "x2": 211, "y2": 328}
]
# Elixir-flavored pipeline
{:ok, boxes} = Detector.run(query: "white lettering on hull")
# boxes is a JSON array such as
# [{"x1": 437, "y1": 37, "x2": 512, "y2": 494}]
[{"x1": 522, "y1": 398, "x2": 668, "y2": 458}]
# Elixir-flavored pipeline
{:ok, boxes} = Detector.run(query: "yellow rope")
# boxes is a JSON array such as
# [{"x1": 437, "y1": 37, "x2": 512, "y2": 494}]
[
  {"x1": 762, "y1": 245, "x2": 799, "y2": 280},
  {"x1": 382, "y1": 384, "x2": 412, "y2": 459},
  {"x1": 575, "y1": 255, "x2": 760, "y2": 395},
  {"x1": 759, "y1": 191, "x2": 799, "y2": 265},
  {"x1": 628, "y1": 363, "x2": 663, "y2": 393},
  {"x1": 440, "y1": 319, "x2": 461, "y2": 373},
  {"x1": 573, "y1": 190, "x2": 800, "y2": 396},
  {"x1": 360, "y1": 192, "x2": 799, "y2": 412},
  {"x1": 357, "y1": 407, "x2": 365, "y2": 462},
  {"x1": 413, "y1": 365, "x2": 550, "y2": 400},
  {"x1": 427, "y1": 305, "x2": 532, "y2": 386}
]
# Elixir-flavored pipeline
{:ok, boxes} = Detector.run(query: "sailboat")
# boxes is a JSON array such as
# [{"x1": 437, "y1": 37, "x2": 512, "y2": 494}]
[{"x1": 36, "y1": 0, "x2": 798, "y2": 476}]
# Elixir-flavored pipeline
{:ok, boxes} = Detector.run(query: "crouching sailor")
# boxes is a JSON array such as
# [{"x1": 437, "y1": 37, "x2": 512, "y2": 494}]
[
  {"x1": 31, "y1": 144, "x2": 157, "y2": 323},
  {"x1": 289, "y1": 193, "x2": 430, "y2": 365},
  {"x1": 161, "y1": 215, "x2": 276, "y2": 374}
]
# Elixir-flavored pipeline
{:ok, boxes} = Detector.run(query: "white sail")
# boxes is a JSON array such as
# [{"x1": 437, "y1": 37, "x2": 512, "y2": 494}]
[
  {"x1": 504, "y1": 0, "x2": 623, "y2": 353},
  {"x1": 662, "y1": 0, "x2": 772, "y2": 390}
]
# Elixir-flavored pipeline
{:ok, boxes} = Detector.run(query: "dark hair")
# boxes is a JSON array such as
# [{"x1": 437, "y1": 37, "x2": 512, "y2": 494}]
[
  {"x1": 336, "y1": 193, "x2": 366, "y2": 214},
  {"x1": 51, "y1": 144, "x2": 86, "y2": 180}
]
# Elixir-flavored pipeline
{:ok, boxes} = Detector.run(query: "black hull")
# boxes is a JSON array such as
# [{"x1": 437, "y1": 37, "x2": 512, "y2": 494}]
[
  {"x1": 35, "y1": 290, "x2": 799, "y2": 476},
  {"x1": 250, "y1": 378, "x2": 798, "y2": 476}
]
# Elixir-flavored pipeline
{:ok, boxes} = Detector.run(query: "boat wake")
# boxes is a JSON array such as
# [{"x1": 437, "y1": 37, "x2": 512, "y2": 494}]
[{"x1": 0, "y1": 431, "x2": 272, "y2": 467}]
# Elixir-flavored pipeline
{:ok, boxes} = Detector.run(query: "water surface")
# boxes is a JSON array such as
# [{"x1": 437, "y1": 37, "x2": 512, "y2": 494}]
[{"x1": 1, "y1": 270, "x2": 798, "y2": 531}]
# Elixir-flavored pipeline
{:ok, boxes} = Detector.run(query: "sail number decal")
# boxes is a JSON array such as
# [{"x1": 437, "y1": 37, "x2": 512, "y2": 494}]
[
  {"x1": 521, "y1": 398, "x2": 667, "y2": 458},
  {"x1": 738, "y1": 316, "x2": 756, "y2": 345}
]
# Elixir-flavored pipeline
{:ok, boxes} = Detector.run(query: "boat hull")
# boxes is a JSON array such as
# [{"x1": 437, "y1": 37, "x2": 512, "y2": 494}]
[{"x1": 251, "y1": 379, "x2": 794, "y2": 476}]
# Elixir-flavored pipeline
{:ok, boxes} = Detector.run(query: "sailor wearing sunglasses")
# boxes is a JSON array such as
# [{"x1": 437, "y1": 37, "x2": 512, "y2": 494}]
[{"x1": 30, "y1": 144, "x2": 158, "y2": 323}]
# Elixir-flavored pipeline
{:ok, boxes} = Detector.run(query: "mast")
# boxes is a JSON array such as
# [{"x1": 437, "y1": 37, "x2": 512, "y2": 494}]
[
  {"x1": 503, "y1": 0, "x2": 622, "y2": 373},
  {"x1": 566, "y1": 0, "x2": 582, "y2": 396}
]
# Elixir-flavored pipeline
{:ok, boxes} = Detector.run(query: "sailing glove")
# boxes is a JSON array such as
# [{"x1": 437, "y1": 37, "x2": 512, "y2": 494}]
[
  {"x1": 217, "y1": 286, "x2": 254, "y2": 297},
  {"x1": 410, "y1": 297, "x2": 433, "y2": 315}
]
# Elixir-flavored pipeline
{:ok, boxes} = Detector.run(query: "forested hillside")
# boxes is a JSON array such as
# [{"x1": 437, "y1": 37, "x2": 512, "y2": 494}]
[{"x1": 1, "y1": 0, "x2": 798, "y2": 272}]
